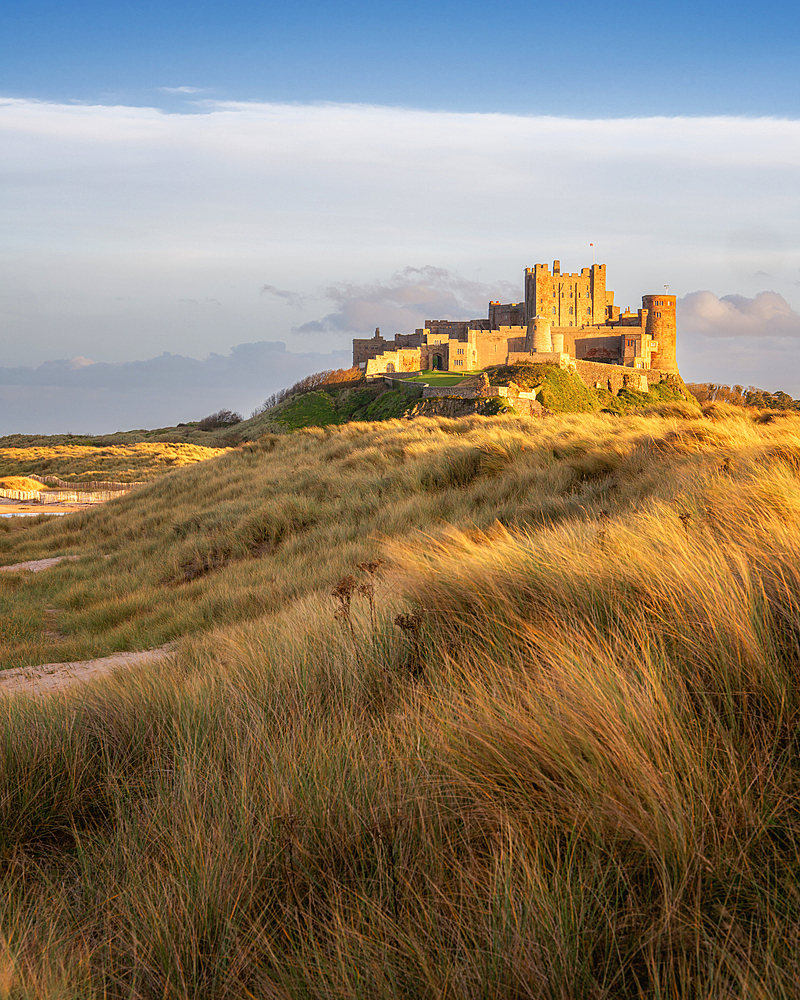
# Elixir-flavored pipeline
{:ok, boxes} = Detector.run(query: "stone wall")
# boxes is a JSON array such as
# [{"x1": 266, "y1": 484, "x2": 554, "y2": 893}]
[
  {"x1": 571, "y1": 333, "x2": 624, "y2": 362},
  {"x1": 364, "y1": 349, "x2": 421, "y2": 376},
  {"x1": 506, "y1": 397, "x2": 545, "y2": 417},
  {"x1": 401, "y1": 397, "x2": 484, "y2": 420},
  {"x1": 421, "y1": 385, "x2": 479, "y2": 399},
  {"x1": 488, "y1": 301, "x2": 525, "y2": 327},
  {"x1": 573, "y1": 360, "x2": 648, "y2": 393},
  {"x1": 354, "y1": 331, "x2": 422, "y2": 366},
  {"x1": 507, "y1": 350, "x2": 569, "y2": 366},
  {"x1": 402, "y1": 395, "x2": 545, "y2": 420}
]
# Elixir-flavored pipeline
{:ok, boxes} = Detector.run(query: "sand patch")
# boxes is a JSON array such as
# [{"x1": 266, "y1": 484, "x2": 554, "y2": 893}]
[
  {"x1": 0, "y1": 645, "x2": 175, "y2": 696},
  {"x1": 0, "y1": 498, "x2": 90, "y2": 515},
  {"x1": 0, "y1": 555, "x2": 82, "y2": 573}
]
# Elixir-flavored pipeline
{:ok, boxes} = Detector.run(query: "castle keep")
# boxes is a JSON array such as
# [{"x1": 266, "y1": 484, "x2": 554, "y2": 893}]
[{"x1": 352, "y1": 260, "x2": 678, "y2": 388}]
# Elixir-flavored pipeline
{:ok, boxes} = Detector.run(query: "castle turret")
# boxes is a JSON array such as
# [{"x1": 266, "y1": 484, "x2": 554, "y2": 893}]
[
  {"x1": 527, "y1": 315, "x2": 552, "y2": 353},
  {"x1": 642, "y1": 294, "x2": 677, "y2": 371}
]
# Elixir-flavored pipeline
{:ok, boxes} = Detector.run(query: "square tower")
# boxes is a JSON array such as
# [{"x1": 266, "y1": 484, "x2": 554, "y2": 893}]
[{"x1": 524, "y1": 261, "x2": 612, "y2": 328}]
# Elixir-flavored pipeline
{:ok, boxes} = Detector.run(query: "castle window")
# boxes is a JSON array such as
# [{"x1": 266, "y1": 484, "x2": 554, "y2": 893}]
[
  {"x1": 552, "y1": 307, "x2": 556, "y2": 314},
  {"x1": 569, "y1": 306, "x2": 573, "y2": 314},
  {"x1": 457, "y1": 348, "x2": 464, "y2": 355}
]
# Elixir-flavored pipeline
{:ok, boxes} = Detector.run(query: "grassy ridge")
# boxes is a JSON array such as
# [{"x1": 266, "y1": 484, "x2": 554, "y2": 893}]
[
  {"x1": 260, "y1": 382, "x2": 423, "y2": 429},
  {"x1": 0, "y1": 442, "x2": 225, "y2": 483},
  {"x1": 0, "y1": 407, "x2": 760, "y2": 670},
  {"x1": 0, "y1": 407, "x2": 799, "y2": 996},
  {"x1": 0, "y1": 365, "x2": 697, "y2": 454},
  {"x1": 0, "y1": 477, "x2": 45, "y2": 492}
]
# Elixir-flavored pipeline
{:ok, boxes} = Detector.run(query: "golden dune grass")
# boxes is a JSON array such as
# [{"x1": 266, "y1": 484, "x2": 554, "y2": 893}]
[
  {"x1": 0, "y1": 442, "x2": 225, "y2": 483},
  {"x1": 0, "y1": 409, "x2": 798, "y2": 996},
  {"x1": 0, "y1": 476, "x2": 45, "y2": 492}
]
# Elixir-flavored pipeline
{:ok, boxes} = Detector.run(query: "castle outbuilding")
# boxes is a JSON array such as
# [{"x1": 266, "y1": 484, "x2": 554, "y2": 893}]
[{"x1": 352, "y1": 260, "x2": 678, "y2": 387}]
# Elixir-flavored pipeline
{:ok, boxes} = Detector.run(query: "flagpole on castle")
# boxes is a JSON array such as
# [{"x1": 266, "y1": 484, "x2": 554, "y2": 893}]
[{"x1": 590, "y1": 243, "x2": 595, "y2": 265}]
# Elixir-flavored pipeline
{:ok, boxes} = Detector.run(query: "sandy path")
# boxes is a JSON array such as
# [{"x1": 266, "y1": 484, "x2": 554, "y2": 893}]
[
  {"x1": 0, "y1": 645, "x2": 176, "y2": 696},
  {"x1": 0, "y1": 499, "x2": 91, "y2": 515},
  {"x1": 1, "y1": 554, "x2": 167, "y2": 695},
  {"x1": 0, "y1": 555, "x2": 82, "y2": 573}
]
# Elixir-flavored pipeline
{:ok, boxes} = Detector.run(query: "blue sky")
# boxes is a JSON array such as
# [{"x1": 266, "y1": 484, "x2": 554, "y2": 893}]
[
  {"x1": 3, "y1": 0, "x2": 799, "y2": 118},
  {"x1": 1, "y1": 0, "x2": 799, "y2": 432}
]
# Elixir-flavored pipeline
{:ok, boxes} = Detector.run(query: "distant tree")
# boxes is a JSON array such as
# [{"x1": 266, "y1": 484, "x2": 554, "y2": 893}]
[
  {"x1": 198, "y1": 409, "x2": 243, "y2": 431},
  {"x1": 687, "y1": 383, "x2": 799, "y2": 411},
  {"x1": 769, "y1": 391, "x2": 796, "y2": 411}
]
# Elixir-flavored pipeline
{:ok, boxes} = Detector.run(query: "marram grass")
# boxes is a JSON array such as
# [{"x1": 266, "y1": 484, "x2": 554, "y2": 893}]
[
  {"x1": 0, "y1": 442, "x2": 225, "y2": 483},
  {"x1": 0, "y1": 408, "x2": 799, "y2": 997}
]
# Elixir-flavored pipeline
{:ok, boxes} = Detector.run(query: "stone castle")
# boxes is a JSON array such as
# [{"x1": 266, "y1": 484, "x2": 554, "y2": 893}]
[{"x1": 353, "y1": 260, "x2": 678, "y2": 392}]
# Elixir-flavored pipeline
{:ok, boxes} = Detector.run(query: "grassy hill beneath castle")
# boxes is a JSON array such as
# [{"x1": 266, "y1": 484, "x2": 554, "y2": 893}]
[
  {"x1": 1, "y1": 403, "x2": 800, "y2": 995},
  {"x1": 0, "y1": 363, "x2": 698, "y2": 459}
]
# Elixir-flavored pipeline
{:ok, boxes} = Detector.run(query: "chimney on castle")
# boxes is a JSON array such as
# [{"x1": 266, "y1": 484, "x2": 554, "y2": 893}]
[{"x1": 553, "y1": 260, "x2": 561, "y2": 275}]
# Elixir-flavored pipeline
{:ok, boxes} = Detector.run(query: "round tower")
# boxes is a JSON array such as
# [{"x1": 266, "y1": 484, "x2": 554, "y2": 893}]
[
  {"x1": 642, "y1": 294, "x2": 677, "y2": 371},
  {"x1": 527, "y1": 315, "x2": 552, "y2": 354}
]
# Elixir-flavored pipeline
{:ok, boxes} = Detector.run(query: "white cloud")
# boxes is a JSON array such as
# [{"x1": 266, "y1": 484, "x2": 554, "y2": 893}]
[
  {"x1": 157, "y1": 86, "x2": 204, "y2": 94},
  {"x1": 295, "y1": 266, "x2": 517, "y2": 335},
  {"x1": 1, "y1": 96, "x2": 800, "y2": 398},
  {"x1": 679, "y1": 290, "x2": 800, "y2": 338},
  {"x1": 68, "y1": 355, "x2": 94, "y2": 369}
]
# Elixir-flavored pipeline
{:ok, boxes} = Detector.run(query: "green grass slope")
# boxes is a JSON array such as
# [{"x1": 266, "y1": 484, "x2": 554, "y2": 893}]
[
  {"x1": 263, "y1": 382, "x2": 423, "y2": 429},
  {"x1": 0, "y1": 366, "x2": 696, "y2": 454},
  {"x1": 1, "y1": 408, "x2": 799, "y2": 997},
  {"x1": 485, "y1": 362, "x2": 696, "y2": 414}
]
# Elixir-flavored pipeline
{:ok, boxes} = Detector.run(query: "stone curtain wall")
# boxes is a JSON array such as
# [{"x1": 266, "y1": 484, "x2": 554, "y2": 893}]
[{"x1": 573, "y1": 360, "x2": 648, "y2": 393}]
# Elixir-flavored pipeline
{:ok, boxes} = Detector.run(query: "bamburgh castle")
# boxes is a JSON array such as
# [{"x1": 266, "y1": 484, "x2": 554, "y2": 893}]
[{"x1": 353, "y1": 260, "x2": 678, "y2": 389}]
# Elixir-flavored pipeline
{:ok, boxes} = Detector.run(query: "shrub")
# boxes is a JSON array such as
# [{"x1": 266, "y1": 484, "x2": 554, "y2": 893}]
[
  {"x1": 198, "y1": 409, "x2": 243, "y2": 431},
  {"x1": 252, "y1": 368, "x2": 365, "y2": 416}
]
